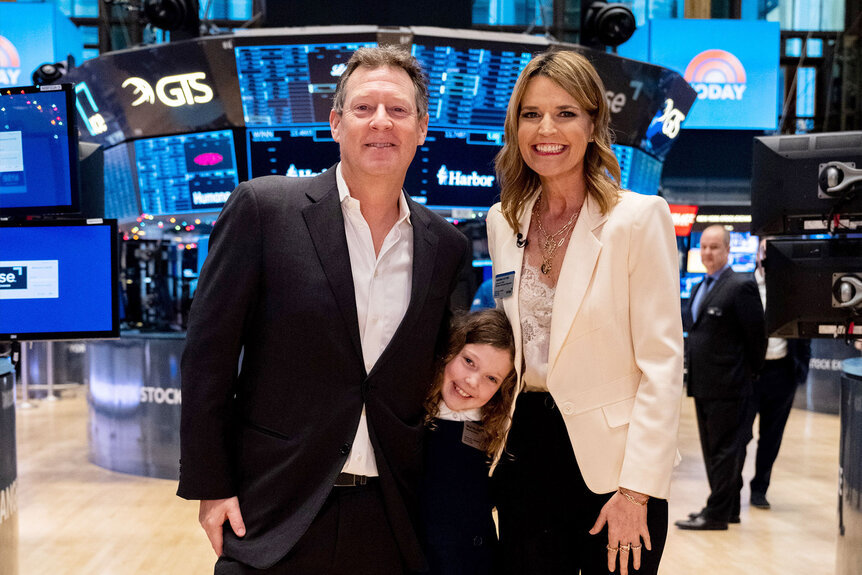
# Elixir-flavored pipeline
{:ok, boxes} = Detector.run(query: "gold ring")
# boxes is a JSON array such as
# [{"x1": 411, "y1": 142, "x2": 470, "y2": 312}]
[
  {"x1": 606, "y1": 545, "x2": 619, "y2": 552},
  {"x1": 620, "y1": 544, "x2": 631, "y2": 552},
  {"x1": 631, "y1": 544, "x2": 643, "y2": 551}
]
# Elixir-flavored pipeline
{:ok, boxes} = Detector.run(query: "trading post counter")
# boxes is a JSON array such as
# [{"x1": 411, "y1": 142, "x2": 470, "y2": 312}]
[
  {"x1": 838, "y1": 358, "x2": 862, "y2": 575},
  {"x1": 88, "y1": 332, "x2": 185, "y2": 480}
]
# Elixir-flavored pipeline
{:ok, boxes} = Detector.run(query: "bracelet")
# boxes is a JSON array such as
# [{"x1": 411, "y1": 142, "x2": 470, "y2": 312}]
[{"x1": 619, "y1": 488, "x2": 649, "y2": 506}]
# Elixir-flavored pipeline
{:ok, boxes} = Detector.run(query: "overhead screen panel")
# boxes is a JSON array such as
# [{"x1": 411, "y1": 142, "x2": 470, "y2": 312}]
[
  {"x1": 134, "y1": 129, "x2": 239, "y2": 215},
  {"x1": 0, "y1": 84, "x2": 79, "y2": 215},
  {"x1": 236, "y1": 40, "x2": 377, "y2": 127},
  {"x1": 408, "y1": 37, "x2": 536, "y2": 210},
  {"x1": 247, "y1": 127, "x2": 339, "y2": 178}
]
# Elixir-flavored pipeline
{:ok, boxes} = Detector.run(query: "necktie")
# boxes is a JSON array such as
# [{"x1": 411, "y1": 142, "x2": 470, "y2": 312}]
[{"x1": 693, "y1": 276, "x2": 714, "y2": 322}]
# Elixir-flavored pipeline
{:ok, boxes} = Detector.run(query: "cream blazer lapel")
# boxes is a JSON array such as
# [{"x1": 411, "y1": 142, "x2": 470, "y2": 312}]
[
  {"x1": 491, "y1": 193, "x2": 539, "y2": 381},
  {"x1": 547, "y1": 194, "x2": 607, "y2": 378}
]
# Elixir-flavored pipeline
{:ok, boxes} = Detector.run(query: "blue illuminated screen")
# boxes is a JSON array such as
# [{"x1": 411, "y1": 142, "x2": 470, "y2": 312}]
[
  {"x1": 0, "y1": 86, "x2": 77, "y2": 213},
  {"x1": 613, "y1": 145, "x2": 661, "y2": 196},
  {"x1": 0, "y1": 221, "x2": 118, "y2": 339},
  {"x1": 647, "y1": 19, "x2": 780, "y2": 130},
  {"x1": 134, "y1": 130, "x2": 239, "y2": 215},
  {"x1": 235, "y1": 42, "x2": 376, "y2": 127}
]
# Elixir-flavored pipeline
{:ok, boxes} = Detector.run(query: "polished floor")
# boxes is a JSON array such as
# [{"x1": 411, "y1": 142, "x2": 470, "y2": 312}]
[{"x1": 15, "y1": 390, "x2": 839, "y2": 575}]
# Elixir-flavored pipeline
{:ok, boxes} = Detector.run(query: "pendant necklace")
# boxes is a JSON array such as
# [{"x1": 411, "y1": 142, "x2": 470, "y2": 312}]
[{"x1": 532, "y1": 193, "x2": 581, "y2": 275}]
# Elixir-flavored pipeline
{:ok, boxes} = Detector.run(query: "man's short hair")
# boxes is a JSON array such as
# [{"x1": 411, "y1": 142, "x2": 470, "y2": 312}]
[
  {"x1": 331, "y1": 45, "x2": 429, "y2": 119},
  {"x1": 704, "y1": 224, "x2": 731, "y2": 248}
]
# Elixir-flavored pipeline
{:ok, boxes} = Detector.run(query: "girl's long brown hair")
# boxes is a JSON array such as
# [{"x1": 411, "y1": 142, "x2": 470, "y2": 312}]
[{"x1": 424, "y1": 309, "x2": 517, "y2": 459}]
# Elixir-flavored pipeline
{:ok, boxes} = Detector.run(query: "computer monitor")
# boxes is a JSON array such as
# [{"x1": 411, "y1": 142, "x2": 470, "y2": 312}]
[
  {"x1": 764, "y1": 237, "x2": 862, "y2": 338},
  {"x1": 0, "y1": 84, "x2": 79, "y2": 216},
  {"x1": 0, "y1": 219, "x2": 120, "y2": 341},
  {"x1": 751, "y1": 131, "x2": 862, "y2": 235},
  {"x1": 134, "y1": 130, "x2": 240, "y2": 216}
]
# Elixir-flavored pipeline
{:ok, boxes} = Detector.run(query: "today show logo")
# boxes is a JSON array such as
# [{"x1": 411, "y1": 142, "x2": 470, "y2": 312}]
[{"x1": 684, "y1": 49, "x2": 747, "y2": 101}]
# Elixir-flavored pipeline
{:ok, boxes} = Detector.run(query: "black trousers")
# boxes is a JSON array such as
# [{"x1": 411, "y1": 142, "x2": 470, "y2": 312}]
[
  {"x1": 738, "y1": 355, "x2": 797, "y2": 496},
  {"x1": 493, "y1": 393, "x2": 668, "y2": 575},
  {"x1": 694, "y1": 396, "x2": 749, "y2": 521},
  {"x1": 214, "y1": 480, "x2": 403, "y2": 575}
]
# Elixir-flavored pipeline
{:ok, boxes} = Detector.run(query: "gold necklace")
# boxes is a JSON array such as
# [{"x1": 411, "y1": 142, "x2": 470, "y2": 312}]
[{"x1": 532, "y1": 194, "x2": 581, "y2": 275}]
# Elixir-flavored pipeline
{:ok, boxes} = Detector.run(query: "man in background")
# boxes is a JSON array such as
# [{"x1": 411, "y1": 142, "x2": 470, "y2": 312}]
[{"x1": 676, "y1": 225, "x2": 767, "y2": 531}]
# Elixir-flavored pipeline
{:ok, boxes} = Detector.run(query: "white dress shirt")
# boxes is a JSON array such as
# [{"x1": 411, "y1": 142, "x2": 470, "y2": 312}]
[
  {"x1": 755, "y1": 267, "x2": 787, "y2": 360},
  {"x1": 336, "y1": 163, "x2": 414, "y2": 477}
]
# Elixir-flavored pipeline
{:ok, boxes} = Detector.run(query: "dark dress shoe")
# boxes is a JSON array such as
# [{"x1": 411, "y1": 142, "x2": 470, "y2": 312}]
[
  {"x1": 751, "y1": 492, "x2": 771, "y2": 509},
  {"x1": 688, "y1": 510, "x2": 739, "y2": 523},
  {"x1": 674, "y1": 515, "x2": 729, "y2": 530}
]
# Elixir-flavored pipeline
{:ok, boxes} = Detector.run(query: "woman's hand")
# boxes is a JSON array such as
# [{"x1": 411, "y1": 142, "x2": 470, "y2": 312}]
[{"x1": 589, "y1": 489, "x2": 651, "y2": 575}]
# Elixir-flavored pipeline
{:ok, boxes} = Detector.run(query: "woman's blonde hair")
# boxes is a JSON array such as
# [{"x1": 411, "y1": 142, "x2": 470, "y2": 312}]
[
  {"x1": 424, "y1": 309, "x2": 517, "y2": 459},
  {"x1": 495, "y1": 49, "x2": 622, "y2": 233}
]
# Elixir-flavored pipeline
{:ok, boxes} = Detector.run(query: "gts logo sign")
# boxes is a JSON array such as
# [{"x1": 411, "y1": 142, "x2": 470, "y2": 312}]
[{"x1": 0, "y1": 267, "x2": 25, "y2": 290}]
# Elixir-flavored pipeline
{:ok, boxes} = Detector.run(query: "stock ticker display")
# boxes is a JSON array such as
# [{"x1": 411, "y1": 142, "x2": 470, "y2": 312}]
[
  {"x1": 134, "y1": 130, "x2": 239, "y2": 216},
  {"x1": 103, "y1": 143, "x2": 139, "y2": 220},
  {"x1": 411, "y1": 43, "x2": 533, "y2": 129},
  {"x1": 236, "y1": 42, "x2": 376, "y2": 127}
]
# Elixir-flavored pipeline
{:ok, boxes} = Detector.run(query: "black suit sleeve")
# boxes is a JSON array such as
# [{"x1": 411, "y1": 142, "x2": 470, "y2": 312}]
[
  {"x1": 734, "y1": 278, "x2": 767, "y2": 377},
  {"x1": 448, "y1": 239, "x2": 473, "y2": 314},
  {"x1": 178, "y1": 182, "x2": 262, "y2": 499}
]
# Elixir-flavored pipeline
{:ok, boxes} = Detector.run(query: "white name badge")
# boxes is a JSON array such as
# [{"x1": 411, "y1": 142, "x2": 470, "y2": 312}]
[{"x1": 493, "y1": 271, "x2": 515, "y2": 299}]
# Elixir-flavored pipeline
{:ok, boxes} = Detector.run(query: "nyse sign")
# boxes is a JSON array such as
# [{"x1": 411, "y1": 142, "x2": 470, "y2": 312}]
[{"x1": 121, "y1": 72, "x2": 214, "y2": 108}]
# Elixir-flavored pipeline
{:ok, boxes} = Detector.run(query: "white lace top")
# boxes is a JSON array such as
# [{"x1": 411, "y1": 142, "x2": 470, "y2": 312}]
[{"x1": 519, "y1": 260, "x2": 555, "y2": 391}]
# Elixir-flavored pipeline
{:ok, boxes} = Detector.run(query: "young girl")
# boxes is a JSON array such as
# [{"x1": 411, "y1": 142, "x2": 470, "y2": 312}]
[{"x1": 421, "y1": 308, "x2": 518, "y2": 575}]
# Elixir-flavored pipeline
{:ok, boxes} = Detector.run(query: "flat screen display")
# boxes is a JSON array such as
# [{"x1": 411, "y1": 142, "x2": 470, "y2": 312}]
[
  {"x1": 406, "y1": 128, "x2": 501, "y2": 210},
  {"x1": 411, "y1": 38, "x2": 535, "y2": 130},
  {"x1": 0, "y1": 84, "x2": 79, "y2": 215},
  {"x1": 613, "y1": 145, "x2": 662, "y2": 196},
  {"x1": 134, "y1": 129, "x2": 239, "y2": 215},
  {"x1": 235, "y1": 41, "x2": 377, "y2": 127},
  {"x1": 103, "y1": 143, "x2": 140, "y2": 220},
  {"x1": 246, "y1": 127, "x2": 339, "y2": 179},
  {"x1": 0, "y1": 219, "x2": 119, "y2": 341},
  {"x1": 646, "y1": 19, "x2": 780, "y2": 130}
]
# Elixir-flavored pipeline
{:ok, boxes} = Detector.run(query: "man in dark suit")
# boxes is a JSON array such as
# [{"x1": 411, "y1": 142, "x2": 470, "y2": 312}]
[
  {"x1": 675, "y1": 225, "x2": 767, "y2": 531},
  {"x1": 177, "y1": 46, "x2": 471, "y2": 574},
  {"x1": 738, "y1": 238, "x2": 811, "y2": 511}
]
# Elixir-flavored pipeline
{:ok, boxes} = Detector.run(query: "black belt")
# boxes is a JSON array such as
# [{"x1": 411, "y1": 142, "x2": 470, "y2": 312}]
[{"x1": 334, "y1": 472, "x2": 374, "y2": 487}]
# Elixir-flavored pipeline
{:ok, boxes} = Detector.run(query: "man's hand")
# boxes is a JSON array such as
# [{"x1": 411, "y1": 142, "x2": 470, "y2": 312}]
[{"x1": 199, "y1": 497, "x2": 246, "y2": 557}]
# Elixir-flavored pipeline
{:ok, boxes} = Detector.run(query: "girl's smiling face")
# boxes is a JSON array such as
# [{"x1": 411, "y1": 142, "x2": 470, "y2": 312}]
[{"x1": 440, "y1": 343, "x2": 513, "y2": 411}]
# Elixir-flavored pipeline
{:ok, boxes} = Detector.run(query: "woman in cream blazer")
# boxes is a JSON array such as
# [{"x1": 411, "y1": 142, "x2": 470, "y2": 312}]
[{"x1": 487, "y1": 51, "x2": 683, "y2": 575}]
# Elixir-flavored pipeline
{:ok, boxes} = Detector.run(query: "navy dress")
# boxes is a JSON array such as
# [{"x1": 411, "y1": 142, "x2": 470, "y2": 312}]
[{"x1": 421, "y1": 418, "x2": 498, "y2": 575}]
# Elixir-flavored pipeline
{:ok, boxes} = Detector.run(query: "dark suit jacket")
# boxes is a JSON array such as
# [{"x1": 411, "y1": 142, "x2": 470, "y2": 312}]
[
  {"x1": 177, "y1": 167, "x2": 471, "y2": 570},
  {"x1": 684, "y1": 268, "x2": 767, "y2": 399}
]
